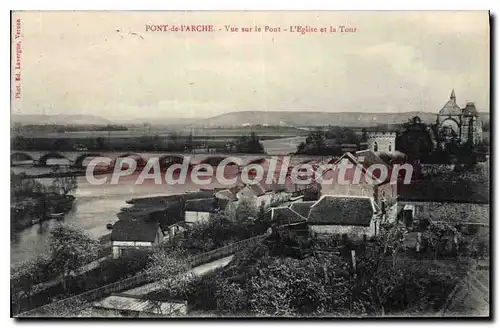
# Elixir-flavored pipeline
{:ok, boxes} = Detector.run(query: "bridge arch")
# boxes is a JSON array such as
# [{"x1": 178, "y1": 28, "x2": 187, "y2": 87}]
[
  {"x1": 11, "y1": 152, "x2": 35, "y2": 164},
  {"x1": 38, "y1": 152, "x2": 70, "y2": 166},
  {"x1": 246, "y1": 157, "x2": 266, "y2": 166},
  {"x1": 115, "y1": 153, "x2": 147, "y2": 167},
  {"x1": 200, "y1": 156, "x2": 230, "y2": 166},
  {"x1": 73, "y1": 153, "x2": 104, "y2": 168},
  {"x1": 158, "y1": 155, "x2": 186, "y2": 168}
]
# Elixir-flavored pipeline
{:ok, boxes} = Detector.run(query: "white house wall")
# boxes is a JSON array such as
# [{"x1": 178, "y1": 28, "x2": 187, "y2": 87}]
[
  {"x1": 309, "y1": 219, "x2": 378, "y2": 240},
  {"x1": 185, "y1": 211, "x2": 210, "y2": 223}
]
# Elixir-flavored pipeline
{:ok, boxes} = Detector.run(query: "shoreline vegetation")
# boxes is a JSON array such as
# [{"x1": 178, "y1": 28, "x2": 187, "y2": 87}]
[{"x1": 11, "y1": 166, "x2": 77, "y2": 231}]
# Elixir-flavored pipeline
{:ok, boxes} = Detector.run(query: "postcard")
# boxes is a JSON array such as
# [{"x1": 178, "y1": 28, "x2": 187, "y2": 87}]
[{"x1": 10, "y1": 10, "x2": 490, "y2": 318}]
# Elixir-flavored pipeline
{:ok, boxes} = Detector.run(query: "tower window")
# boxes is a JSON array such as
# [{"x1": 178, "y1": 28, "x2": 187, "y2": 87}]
[
  {"x1": 373, "y1": 141, "x2": 378, "y2": 152},
  {"x1": 388, "y1": 144, "x2": 392, "y2": 152}
]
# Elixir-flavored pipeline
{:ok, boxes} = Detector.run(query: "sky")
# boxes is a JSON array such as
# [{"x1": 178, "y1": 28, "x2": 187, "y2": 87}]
[{"x1": 11, "y1": 11, "x2": 490, "y2": 120}]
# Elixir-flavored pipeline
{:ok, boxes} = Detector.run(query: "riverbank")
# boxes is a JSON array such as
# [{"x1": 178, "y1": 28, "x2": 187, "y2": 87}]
[
  {"x1": 16, "y1": 168, "x2": 111, "y2": 179},
  {"x1": 11, "y1": 194, "x2": 75, "y2": 231},
  {"x1": 116, "y1": 190, "x2": 213, "y2": 230}
]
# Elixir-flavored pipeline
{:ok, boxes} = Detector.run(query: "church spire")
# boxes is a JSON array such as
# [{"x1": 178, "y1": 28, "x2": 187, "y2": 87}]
[{"x1": 450, "y1": 89, "x2": 456, "y2": 101}]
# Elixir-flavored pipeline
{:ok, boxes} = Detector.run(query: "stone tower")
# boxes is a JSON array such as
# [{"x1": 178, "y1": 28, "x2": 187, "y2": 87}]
[{"x1": 367, "y1": 132, "x2": 396, "y2": 154}]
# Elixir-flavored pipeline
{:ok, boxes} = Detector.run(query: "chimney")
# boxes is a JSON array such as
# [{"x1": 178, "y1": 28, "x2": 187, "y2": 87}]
[{"x1": 212, "y1": 195, "x2": 220, "y2": 212}]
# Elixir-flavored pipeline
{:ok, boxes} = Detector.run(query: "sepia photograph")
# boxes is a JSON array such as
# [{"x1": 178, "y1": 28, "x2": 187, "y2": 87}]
[{"x1": 9, "y1": 10, "x2": 490, "y2": 318}]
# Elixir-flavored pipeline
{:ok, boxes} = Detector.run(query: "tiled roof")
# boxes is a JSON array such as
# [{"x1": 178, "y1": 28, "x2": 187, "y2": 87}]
[
  {"x1": 110, "y1": 219, "x2": 161, "y2": 242},
  {"x1": 250, "y1": 183, "x2": 267, "y2": 196},
  {"x1": 355, "y1": 150, "x2": 390, "y2": 169},
  {"x1": 439, "y1": 99, "x2": 462, "y2": 116},
  {"x1": 271, "y1": 207, "x2": 307, "y2": 224},
  {"x1": 462, "y1": 102, "x2": 479, "y2": 116},
  {"x1": 289, "y1": 201, "x2": 315, "y2": 218},
  {"x1": 184, "y1": 198, "x2": 229, "y2": 212},
  {"x1": 308, "y1": 195, "x2": 376, "y2": 226},
  {"x1": 215, "y1": 189, "x2": 238, "y2": 201}
]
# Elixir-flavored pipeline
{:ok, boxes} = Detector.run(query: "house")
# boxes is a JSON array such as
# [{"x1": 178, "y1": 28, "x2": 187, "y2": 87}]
[
  {"x1": 236, "y1": 182, "x2": 291, "y2": 209},
  {"x1": 268, "y1": 206, "x2": 307, "y2": 226},
  {"x1": 289, "y1": 201, "x2": 315, "y2": 219},
  {"x1": 215, "y1": 188, "x2": 238, "y2": 202},
  {"x1": 318, "y1": 150, "x2": 398, "y2": 222},
  {"x1": 184, "y1": 197, "x2": 231, "y2": 223},
  {"x1": 165, "y1": 221, "x2": 191, "y2": 242},
  {"x1": 91, "y1": 293, "x2": 187, "y2": 317},
  {"x1": 110, "y1": 219, "x2": 164, "y2": 259},
  {"x1": 236, "y1": 183, "x2": 273, "y2": 208},
  {"x1": 307, "y1": 195, "x2": 381, "y2": 241}
]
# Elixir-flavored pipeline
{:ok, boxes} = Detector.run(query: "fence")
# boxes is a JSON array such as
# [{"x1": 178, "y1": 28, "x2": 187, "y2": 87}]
[{"x1": 17, "y1": 233, "x2": 269, "y2": 317}]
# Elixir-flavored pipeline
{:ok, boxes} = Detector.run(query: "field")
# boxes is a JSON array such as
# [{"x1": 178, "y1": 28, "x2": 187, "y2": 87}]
[{"x1": 12, "y1": 126, "x2": 309, "y2": 139}]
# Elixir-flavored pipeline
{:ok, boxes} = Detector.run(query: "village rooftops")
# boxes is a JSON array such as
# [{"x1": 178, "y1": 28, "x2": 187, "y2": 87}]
[
  {"x1": 289, "y1": 201, "x2": 316, "y2": 218},
  {"x1": 354, "y1": 150, "x2": 390, "y2": 169},
  {"x1": 308, "y1": 195, "x2": 378, "y2": 226},
  {"x1": 184, "y1": 197, "x2": 229, "y2": 212},
  {"x1": 269, "y1": 206, "x2": 307, "y2": 224},
  {"x1": 110, "y1": 219, "x2": 161, "y2": 242},
  {"x1": 215, "y1": 189, "x2": 238, "y2": 201}
]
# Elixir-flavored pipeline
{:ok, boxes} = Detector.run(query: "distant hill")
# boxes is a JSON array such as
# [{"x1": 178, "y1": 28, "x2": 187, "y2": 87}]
[
  {"x1": 11, "y1": 114, "x2": 113, "y2": 125},
  {"x1": 203, "y1": 111, "x2": 427, "y2": 127},
  {"x1": 203, "y1": 110, "x2": 490, "y2": 127},
  {"x1": 12, "y1": 110, "x2": 490, "y2": 128}
]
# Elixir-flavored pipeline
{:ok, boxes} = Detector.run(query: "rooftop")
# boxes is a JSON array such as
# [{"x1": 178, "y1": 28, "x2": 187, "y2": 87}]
[
  {"x1": 184, "y1": 197, "x2": 229, "y2": 212},
  {"x1": 271, "y1": 206, "x2": 307, "y2": 224},
  {"x1": 438, "y1": 89, "x2": 462, "y2": 116},
  {"x1": 289, "y1": 201, "x2": 316, "y2": 219},
  {"x1": 110, "y1": 219, "x2": 161, "y2": 242},
  {"x1": 308, "y1": 195, "x2": 376, "y2": 226}
]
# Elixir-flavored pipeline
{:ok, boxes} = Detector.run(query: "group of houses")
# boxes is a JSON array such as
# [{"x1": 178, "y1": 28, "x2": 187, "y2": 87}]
[
  {"x1": 109, "y1": 177, "x2": 294, "y2": 258},
  {"x1": 108, "y1": 126, "x2": 488, "y2": 258}
]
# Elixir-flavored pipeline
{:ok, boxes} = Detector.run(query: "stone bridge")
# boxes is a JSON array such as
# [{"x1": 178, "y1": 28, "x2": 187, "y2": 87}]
[{"x1": 10, "y1": 150, "x2": 274, "y2": 168}]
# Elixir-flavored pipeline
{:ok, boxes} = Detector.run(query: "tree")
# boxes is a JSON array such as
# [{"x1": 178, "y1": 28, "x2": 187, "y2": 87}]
[
  {"x1": 11, "y1": 254, "x2": 53, "y2": 311},
  {"x1": 145, "y1": 249, "x2": 196, "y2": 315},
  {"x1": 185, "y1": 132, "x2": 194, "y2": 152},
  {"x1": 396, "y1": 116, "x2": 436, "y2": 161},
  {"x1": 361, "y1": 128, "x2": 369, "y2": 142},
  {"x1": 11, "y1": 171, "x2": 46, "y2": 196},
  {"x1": 95, "y1": 137, "x2": 106, "y2": 150},
  {"x1": 49, "y1": 165, "x2": 77, "y2": 195},
  {"x1": 49, "y1": 225, "x2": 99, "y2": 291},
  {"x1": 234, "y1": 132, "x2": 265, "y2": 154},
  {"x1": 236, "y1": 196, "x2": 258, "y2": 222}
]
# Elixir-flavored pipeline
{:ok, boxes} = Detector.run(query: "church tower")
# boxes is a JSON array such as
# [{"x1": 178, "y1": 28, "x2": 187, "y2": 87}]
[{"x1": 367, "y1": 132, "x2": 396, "y2": 154}]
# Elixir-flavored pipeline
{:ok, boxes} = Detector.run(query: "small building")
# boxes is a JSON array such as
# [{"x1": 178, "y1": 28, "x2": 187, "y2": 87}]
[
  {"x1": 110, "y1": 219, "x2": 164, "y2": 259},
  {"x1": 236, "y1": 183, "x2": 274, "y2": 208},
  {"x1": 289, "y1": 201, "x2": 315, "y2": 219},
  {"x1": 318, "y1": 150, "x2": 398, "y2": 221},
  {"x1": 165, "y1": 221, "x2": 191, "y2": 242},
  {"x1": 184, "y1": 197, "x2": 231, "y2": 224},
  {"x1": 215, "y1": 188, "x2": 238, "y2": 202},
  {"x1": 268, "y1": 206, "x2": 307, "y2": 226},
  {"x1": 91, "y1": 293, "x2": 187, "y2": 317},
  {"x1": 307, "y1": 195, "x2": 381, "y2": 241}
]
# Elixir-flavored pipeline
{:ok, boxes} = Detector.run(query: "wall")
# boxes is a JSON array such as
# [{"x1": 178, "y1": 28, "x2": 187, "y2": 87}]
[
  {"x1": 112, "y1": 241, "x2": 153, "y2": 259},
  {"x1": 321, "y1": 183, "x2": 375, "y2": 199},
  {"x1": 309, "y1": 218, "x2": 378, "y2": 240},
  {"x1": 257, "y1": 193, "x2": 273, "y2": 208},
  {"x1": 185, "y1": 211, "x2": 210, "y2": 224},
  {"x1": 367, "y1": 132, "x2": 396, "y2": 153}
]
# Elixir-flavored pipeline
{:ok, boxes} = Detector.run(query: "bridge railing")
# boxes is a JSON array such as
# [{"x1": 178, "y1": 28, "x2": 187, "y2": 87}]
[{"x1": 17, "y1": 233, "x2": 269, "y2": 317}]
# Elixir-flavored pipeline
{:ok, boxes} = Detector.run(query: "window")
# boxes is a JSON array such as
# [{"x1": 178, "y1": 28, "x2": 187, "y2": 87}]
[
  {"x1": 373, "y1": 141, "x2": 378, "y2": 152},
  {"x1": 388, "y1": 144, "x2": 392, "y2": 152}
]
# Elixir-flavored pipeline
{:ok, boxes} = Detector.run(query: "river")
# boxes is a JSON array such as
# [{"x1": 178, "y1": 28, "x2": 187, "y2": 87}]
[
  {"x1": 10, "y1": 166, "x2": 204, "y2": 265},
  {"x1": 10, "y1": 137, "x2": 309, "y2": 265}
]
